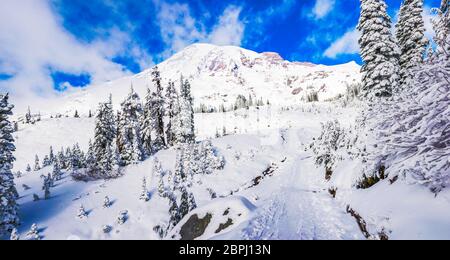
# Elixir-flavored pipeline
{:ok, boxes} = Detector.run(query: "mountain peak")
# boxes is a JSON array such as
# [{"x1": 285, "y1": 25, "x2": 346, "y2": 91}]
[{"x1": 37, "y1": 43, "x2": 361, "y2": 117}]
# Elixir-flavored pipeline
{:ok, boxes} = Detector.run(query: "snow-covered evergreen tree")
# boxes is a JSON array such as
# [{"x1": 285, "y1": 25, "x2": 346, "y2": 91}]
[
  {"x1": 117, "y1": 210, "x2": 128, "y2": 225},
  {"x1": 178, "y1": 185, "x2": 195, "y2": 220},
  {"x1": 77, "y1": 205, "x2": 87, "y2": 219},
  {"x1": 85, "y1": 139, "x2": 95, "y2": 170},
  {"x1": 174, "y1": 147, "x2": 187, "y2": 186},
  {"x1": 141, "y1": 69, "x2": 166, "y2": 156},
  {"x1": 26, "y1": 164, "x2": 31, "y2": 173},
  {"x1": 358, "y1": 0, "x2": 400, "y2": 98},
  {"x1": 199, "y1": 140, "x2": 225, "y2": 174},
  {"x1": 25, "y1": 224, "x2": 39, "y2": 240},
  {"x1": 52, "y1": 158, "x2": 62, "y2": 181},
  {"x1": 396, "y1": 0, "x2": 429, "y2": 86},
  {"x1": 140, "y1": 88, "x2": 153, "y2": 156},
  {"x1": 25, "y1": 107, "x2": 32, "y2": 124},
  {"x1": 70, "y1": 144, "x2": 83, "y2": 171},
  {"x1": 42, "y1": 155, "x2": 51, "y2": 167},
  {"x1": 0, "y1": 94, "x2": 19, "y2": 237},
  {"x1": 93, "y1": 95, "x2": 117, "y2": 178},
  {"x1": 117, "y1": 87, "x2": 144, "y2": 165},
  {"x1": 150, "y1": 66, "x2": 166, "y2": 149},
  {"x1": 49, "y1": 146, "x2": 55, "y2": 164},
  {"x1": 140, "y1": 177, "x2": 150, "y2": 201},
  {"x1": 167, "y1": 194, "x2": 180, "y2": 231},
  {"x1": 10, "y1": 228, "x2": 19, "y2": 240},
  {"x1": 165, "y1": 80, "x2": 178, "y2": 147},
  {"x1": 176, "y1": 77, "x2": 195, "y2": 144},
  {"x1": 153, "y1": 158, "x2": 164, "y2": 178},
  {"x1": 101, "y1": 140, "x2": 117, "y2": 178},
  {"x1": 103, "y1": 196, "x2": 111, "y2": 208},
  {"x1": 34, "y1": 155, "x2": 41, "y2": 171},
  {"x1": 65, "y1": 147, "x2": 72, "y2": 164},
  {"x1": 188, "y1": 192, "x2": 197, "y2": 212},
  {"x1": 158, "y1": 175, "x2": 167, "y2": 198},
  {"x1": 363, "y1": 1, "x2": 450, "y2": 193}
]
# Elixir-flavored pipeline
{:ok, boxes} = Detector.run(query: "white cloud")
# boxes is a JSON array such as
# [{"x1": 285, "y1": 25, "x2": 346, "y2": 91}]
[
  {"x1": 154, "y1": 1, "x2": 245, "y2": 58},
  {"x1": 0, "y1": 0, "x2": 154, "y2": 109},
  {"x1": 312, "y1": 0, "x2": 336, "y2": 20},
  {"x1": 156, "y1": 1, "x2": 207, "y2": 57},
  {"x1": 208, "y1": 6, "x2": 244, "y2": 46},
  {"x1": 324, "y1": 28, "x2": 360, "y2": 58}
]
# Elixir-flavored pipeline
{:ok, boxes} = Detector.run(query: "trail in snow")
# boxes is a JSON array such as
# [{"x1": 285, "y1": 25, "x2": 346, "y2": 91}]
[{"x1": 241, "y1": 150, "x2": 364, "y2": 240}]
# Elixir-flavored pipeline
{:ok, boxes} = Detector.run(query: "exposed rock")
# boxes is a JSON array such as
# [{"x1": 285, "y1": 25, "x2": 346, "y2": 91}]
[{"x1": 179, "y1": 213, "x2": 213, "y2": 240}]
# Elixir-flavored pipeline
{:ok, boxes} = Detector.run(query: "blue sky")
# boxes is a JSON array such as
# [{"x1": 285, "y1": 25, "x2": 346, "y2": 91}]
[{"x1": 0, "y1": 0, "x2": 441, "y2": 98}]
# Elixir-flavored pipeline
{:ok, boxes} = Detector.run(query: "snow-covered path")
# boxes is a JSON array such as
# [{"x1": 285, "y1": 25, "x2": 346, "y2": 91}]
[{"x1": 240, "y1": 153, "x2": 364, "y2": 240}]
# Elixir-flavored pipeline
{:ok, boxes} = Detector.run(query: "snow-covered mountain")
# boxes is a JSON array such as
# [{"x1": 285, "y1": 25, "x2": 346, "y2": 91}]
[{"x1": 33, "y1": 43, "x2": 360, "y2": 117}]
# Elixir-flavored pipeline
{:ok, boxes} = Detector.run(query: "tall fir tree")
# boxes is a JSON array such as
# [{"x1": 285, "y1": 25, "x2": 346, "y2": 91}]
[
  {"x1": 117, "y1": 87, "x2": 144, "y2": 165},
  {"x1": 42, "y1": 155, "x2": 51, "y2": 167},
  {"x1": 165, "y1": 80, "x2": 178, "y2": 147},
  {"x1": 34, "y1": 155, "x2": 40, "y2": 171},
  {"x1": 167, "y1": 193, "x2": 181, "y2": 231},
  {"x1": 141, "y1": 87, "x2": 153, "y2": 155},
  {"x1": 93, "y1": 95, "x2": 117, "y2": 178},
  {"x1": 85, "y1": 139, "x2": 96, "y2": 176},
  {"x1": 70, "y1": 144, "x2": 83, "y2": 171},
  {"x1": 25, "y1": 106, "x2": 31, "y2": 124},
  {"x1": 151, "y1": 66, "x2": 166, "y2": 149},
  {"x1": 52, "y1": 158, "x2": 62, "y2": 181},
  {"x1": 396, "y1": 0, "x2": 429, "y2": 86},
  {"x1": 49, "y1": 146, "x2": 55, "y2": 163},
  {"x1": 176, "y1": 77, "x2": 195, "y2": 144},
  {"x1": 0, "y1": 94, "x2": 20, "y2": 237},
  {"x1": 358, "y1": 0, "x2": 400, "y2": 98},
  {"x1": 58, "y1": 148, "x2": 66, "y2": 169}
]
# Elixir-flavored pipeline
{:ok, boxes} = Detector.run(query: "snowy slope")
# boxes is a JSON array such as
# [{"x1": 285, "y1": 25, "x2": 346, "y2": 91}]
[
  {"x1": 16, "y1": 43, "x2": 360, "y2": 118},
  {"x1": 8, "y1": 102, "x2": 450, "y2": 240},
  {"x1": 10, "y1": 104, "x2": 365, "y2": 240}
]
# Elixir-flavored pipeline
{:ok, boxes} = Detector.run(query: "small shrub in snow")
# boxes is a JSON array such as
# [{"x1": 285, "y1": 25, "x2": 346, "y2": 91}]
[
  {"x1": 328, "y1": 187, "x2": 338, "y2": 198},
  {"x1": 25, "y1": 224, "x2": 40, "y2": 240},
  {"x1": 234, "y1": 151, "x2": 241, "y2": 161},
  {"x1": 117, "y1": 210, "x2": 128, "y2": 225},
  {"x1": 77, "y1": 205, "x2": 88, "y2": 219},
  {"x1": 10, "y1": 228, "x2": 19, "y2": 240},
  {"x1": 311, "y1": 120, "x2": 345, "y2": 178},
  {"x1": 312, "y1": 120, "x2": 365, "y2": 181},
  {"x1": 103, "y1": 196, "x2": 111, "y2": 208},
  {"x1": 15, "y1": 171, "x2": 23, "y2": 178},
  {"x1": 207, "y1": 188, "x2": 217, "y2": 199},
  {"x1": 102, "y1": 225, "x2": 112, "y2": 234},
  {"x1": 153, "y1": 225, "x2": 166, "y2": 239},
  {"x1": 33, "y1": 194, "x2": 40, "y2": 201}
]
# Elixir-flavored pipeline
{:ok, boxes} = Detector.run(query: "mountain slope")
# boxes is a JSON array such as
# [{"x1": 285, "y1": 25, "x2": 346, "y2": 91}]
[{"x1": 23, "y1": 43, "x2": 360, "y2": 118}]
